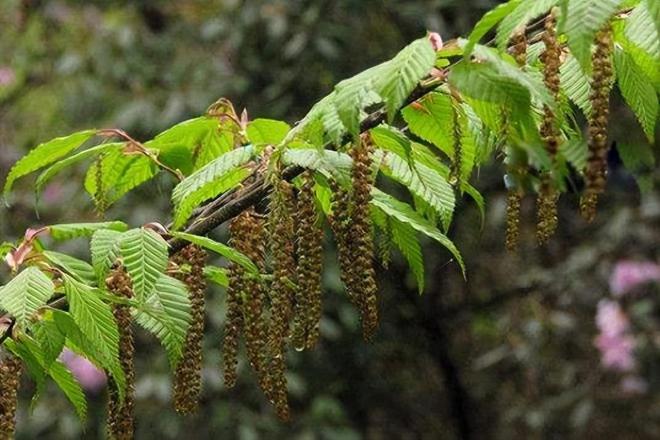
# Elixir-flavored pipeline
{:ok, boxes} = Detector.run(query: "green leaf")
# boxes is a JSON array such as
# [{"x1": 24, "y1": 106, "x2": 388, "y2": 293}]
[
  {"x1": 84, "y1": 148, "x2": 159, "y2": 208},
  {"x1": 559, "y1": 53, "x2": 592, "y2": 115},
  {"x1": 171, "y1": 145, "x2": 255, "y2": 229},
  {"x1": 389, "y1": 218, "x2": 425, "y2": 293},
  {"x1": 119, "y1": 228, "x2": 169, "y2": 300},
  {"x1": 401, "y1": 92, "x2": 454, "y2": 152},
  {"x1": 20, "y1": 334, "x2": 87, "y2": 420},
  {"x1": 370, "y1": 188, "x2": 465, "y2": 276},
  {"x1": 3, "y1": 130, "x2": 96, "y2": 200},
  {"x1": 133, "y1": 274, "x2": 191, "y2": 367},
  {"x1": 64, "y1": 275, "x2": 120, "y2": 376},
  {"x1": 246, "y1": 119, "x2": 291, "y2": 145},
  {"x1": 0, "y1": 267, "x2": 54, "y2": 329},
  {"x1": 35, "y1": 143, "x2": 122, "y2": 198},
  {"x1": 614, "y1": 47, "x2": 658, "y2": 142},
  {"x1": 465, "y1": 0, "x2": 524, "y2": 57},
  {"x1": 51, "y1": 310, "x2": 125, "y2": 400},
  {"x1": 3, "y1": 338, "x2": 47, "y2": 401},
  {"x1": 646, "y1": 0, "x2": 660, "y2": 36},
  {"x1": 203, "y1": 266, "x2": 229, "y2": 288},
  {"x1": 496, "y1": 0, "x2": 558, "y2": 50},
  {"x1": 562, "y1": 0, "x2": 624, "y2": 70},
  {"x1": 33, "y1": 318, "x2": 66, "y2": 369},
  {"x1": 171, "y1": 231, "x2": 258, "y2": 274},
  {"x1": 90, "y1": 229, "x2": 123, "y2": 280},
  {"x1": 48, "y1": 221, "x2": 128, "y2": 241},
  {"x1": 43, "y1": 251, "x2": 97, "y2": 285},
  {"x1": 559, "y1": 136, "x2": 588, "y2": 170},
  {"x1": 281, "y1": 148, "x2": 352, "y2": 184},
  {"x1": 378, "y1": 37, "x2": 437, "y2": 121},
  {"x1": 625, "y1": 1, "x2": 660, "y2": 59}
]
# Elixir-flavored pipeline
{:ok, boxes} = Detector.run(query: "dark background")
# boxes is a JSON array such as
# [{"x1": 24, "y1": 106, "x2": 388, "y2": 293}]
[{"x1": 1, "y1": 0, "x2": 658, "y2": 438}]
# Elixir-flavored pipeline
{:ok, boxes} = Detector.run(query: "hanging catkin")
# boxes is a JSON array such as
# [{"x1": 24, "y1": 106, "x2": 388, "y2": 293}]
[
  {"x1": 449, "y1": 100, "x2": 463, "y2": 188},
  {"x1": 536, "y1": 12, "x2": 561, "y2": 244},
  {"x1": 580, "y1": 24, "x2": 614, "y2": 222},
  {"x1": 504, "y1": 29, "x2": 528, "y2": 252},
  {"x1": 266, "y1": 179, "x2": 297, "y2": 420},
  {"x1": 105, "y1": 267, "x2": 135, "y2": 440},
  {"x1": 0, "y1": 351, "x2": 22, "y2": 440},
  {"x1": 292, "y1": 172, "x2": 323, "y2": 350},
  {"x1": 171, "y1": 244, "x2": 207, "y2": 415}
]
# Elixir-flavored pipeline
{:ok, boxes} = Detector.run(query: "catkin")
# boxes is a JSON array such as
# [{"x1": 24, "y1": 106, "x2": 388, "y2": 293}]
[
  {"x1": 0, "y1": 352, "x2": 22, "y2": 440},
  {"x1": 105, "y1": 268, "x2": 135, "y2": 440},
  {"x1": 94, "y1": 153, "x2": 107, "y2": 215},
  {"x1": 266, "y1": 179, "x2": 298, "y2": 420},
  {"x1": 292, "y1": 172, "x2": 324, "y2": 350},
  {"x1": 450, "y1": 101, "x2": 463, "y2": 188},
  {"x1": 581, "y1": 24, "x2": 614, "y2": 222},
  {"x1": 536, "y1": 12, "x2": 561, "y2": 244},
  {"x1": 171, "y1": 244, "x2": 207, "y2": 415},
  {"x1": 504, "y1": 30, "x2": 528, "y2": 252},
  {"x1": 332, "y1": 136, "x2": 379, "y2": 340}
]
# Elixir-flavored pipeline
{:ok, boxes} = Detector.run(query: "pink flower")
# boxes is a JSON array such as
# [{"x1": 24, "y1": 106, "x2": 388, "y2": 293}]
[
  {"x1": 594, "y1": 332, "x2": 636, "y2": 372},
  {"x1": 0, "y1": 67, "x2": 15, "y2": 87},
  {"x1": 609, "y1": 260, "x2": 660, "y2": 297},
  {"x1": 595, "y1": 300, "x2": 629, "y2": 336},
  {"x1": 594, "y1": 300, "x2": 636, "y2": 372},
  {"x1": 60, "y1": 349, "x2": 107, "y2": 393}
]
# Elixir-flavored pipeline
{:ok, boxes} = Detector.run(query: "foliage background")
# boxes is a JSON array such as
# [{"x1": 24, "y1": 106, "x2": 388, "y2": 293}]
[{"x1": 0, "y1": 0, "x2": 658, "y2": 438}]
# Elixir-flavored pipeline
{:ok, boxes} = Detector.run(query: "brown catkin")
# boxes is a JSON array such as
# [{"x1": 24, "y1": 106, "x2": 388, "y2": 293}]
[
  {"x1": 581, "y1": 24, "x2": 614, "y2": 222},
  {"x1": 450, "y1": 100, "x2": 463, "y2": 188},
  {"x1": 105, "y1": 268, "x2": 135, "y2": 440},
  {"x1": 505, "y1": 191, "x2": 522, "y2": 252},
  {"x1": 537, "y1": 12, "x2": 561, "y2": 244},
  {"x1": 504, "y1": 30, "x2": 528, "y2": 252},
  {"x1": 171, "y1": 244, "x2": 207, "y2": 415},
  {"x1": 292, "y1": 172, "x2": 324, "y2": 350},
  {"x1": 0, "y1": 352, "x2": 22, "y2": 440},
  {"x1": 350, "y1": 136, "x2": 379, "y2": 340},
  {"x1": 266, "y1": 179, "x2": 298, "y2": 420}
]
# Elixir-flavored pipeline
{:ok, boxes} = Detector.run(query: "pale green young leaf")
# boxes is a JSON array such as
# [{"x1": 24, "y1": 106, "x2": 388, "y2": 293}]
[
  {"x1": 401, "y1": 92, "x2": 454, "y2": 152},
  {"x1": 33, "y1": 318, "x2": 66, "y2": 370},
  {"x1": 496, "y1": 0, "x2": 558, "y2": 50},
  {"x1": 119, "y1": 228, "x2": 169, "y2": 300},
  {"x1": 281, "y1": 148, "x2": 352, "y2": 185},
  {"x1": 371, "y1": 188, "x2": 465, "y2": 276},
  {"x1": 465, "y1": 0, "x2": 524, "y2": 57},
  {"x1": 172, "y1": 167, "x2": 251, "y2": 229},
  {"x1": 562, "y1": 0, "x2": 624, "y2": 70},
  {"x1": 171, "y1": 231, "x2": 258, "y2": 274},
  {"x1": 559, "y1": 136, "x2": 588, "y2": 170},
  {"x1": 43, "y1": 251, "x2": 97, "y2": 285},
  {"x1": 35, "y1": 142, "x2": 122, "y2": 197},
  {"x1": 3, "y1": 129, "x2": 96, "y2": 200},
  {"x1": 203, "y1": 266, "x2": 229, "y2": 288},
  {"x1": 3, "y1": 338, "x2": 47, "y2": 400},
  {"x1": 246, "y1": 118, "x2": 291, "y2": 145},
  {"x1": 624, "y1": 1, "x2": 659, "y2": 59},
  {"x1": 133, "y1": 274, "x2": 191, "y2": 367},
  {"x1": 389, "y1": 218, "x2": 425, "y2": 293},
  {"x1": 90, "y1": 229, "x2": 123, "y2": 280},
  {"x1": 47, "y1": 221, "x2": 128, "y2": 241},
  {"x1": 614, "y1": 47, "x2": 659, "y2": 142},
  {"x1": 559, "y1": 54, "x2": 592, "y2": 115},
  {"x1": 63, "y1": 275, "x2": 120, "y2": 372},
  {"x1": 646, "y1": 0, "x2": 660, "y2": 35},
  {"x1": 0, "y1": 267, "x2": 54, "y2": 329},
  {"x1": 194, "y1": 127, "x2": 236, "y2": 170}
]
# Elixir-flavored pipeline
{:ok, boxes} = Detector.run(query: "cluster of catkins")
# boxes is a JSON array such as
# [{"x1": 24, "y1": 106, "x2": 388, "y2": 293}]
[
  {"x1": 536, "y1": 12, "x2": 562, "y2": 244},
  {"x1": 222, "y1": 173, "x2": 324, "y2": 420},
  {"x1": 105, "y1": 267, "x2": 136, "y2": 440},
  {"x1": 331, "y1": 136, "x2": 379, "y2": 340},
  {"x1": 0, "y1": 351, "x2": 22, "y2": 440},
  {"x1": 504, "y1": 29, "x2": 528, "y2": 252},
  {"x1": 171, "y1": 244, "x2": 208, "y2": 415},
  {"x1": 581, "y1": 24, "x2": 614, "y2": 222}
]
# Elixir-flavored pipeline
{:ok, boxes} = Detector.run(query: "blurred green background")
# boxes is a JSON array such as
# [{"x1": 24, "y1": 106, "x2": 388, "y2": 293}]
[{"x1": 1, "y1": 0, "x2": 658, "y2": 438}]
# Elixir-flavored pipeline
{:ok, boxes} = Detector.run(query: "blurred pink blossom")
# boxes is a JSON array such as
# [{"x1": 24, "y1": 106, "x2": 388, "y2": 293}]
[
  {"x1": 60, "y1": 349, "x2": 107, "y2": 393},
  {"x1": 609, "y1": 260, "x2": 660, "y2": 297},
  {"x1": 0, "y1": 67, "x2": 15, "y2": 86},
  {"x1": 594, "y1": 300, "x2": 636, "y2": 372}
]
